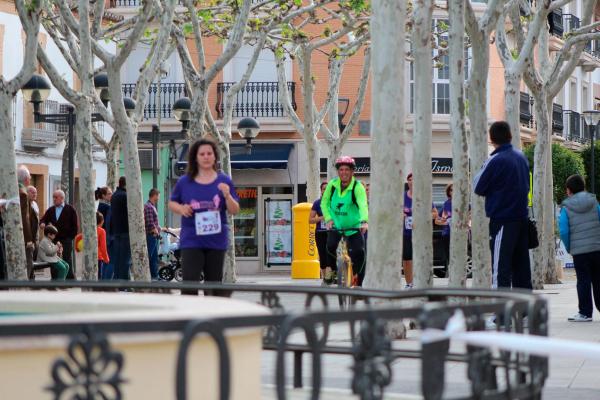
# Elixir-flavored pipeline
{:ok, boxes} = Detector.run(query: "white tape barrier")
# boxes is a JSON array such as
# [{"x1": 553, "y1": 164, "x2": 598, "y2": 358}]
[{"x1": 421, "y1": 310, "x2": 600, "y2": 360}]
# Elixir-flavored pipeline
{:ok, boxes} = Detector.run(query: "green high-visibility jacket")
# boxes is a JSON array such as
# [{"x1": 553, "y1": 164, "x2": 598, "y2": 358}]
[{"x1": 321, "y1": 177, "x2": 368, "y2": 235}]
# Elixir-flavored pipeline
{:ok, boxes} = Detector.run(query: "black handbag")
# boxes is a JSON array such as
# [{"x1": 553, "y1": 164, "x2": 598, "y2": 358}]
[{"x1": 528, "y1": 217, "x2": 539, "y2": 249}]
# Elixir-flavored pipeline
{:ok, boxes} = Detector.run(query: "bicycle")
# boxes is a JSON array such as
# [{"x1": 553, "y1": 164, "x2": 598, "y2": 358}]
[{"x1": 324, "y1": 227, "x2": 365, "y2": 309}]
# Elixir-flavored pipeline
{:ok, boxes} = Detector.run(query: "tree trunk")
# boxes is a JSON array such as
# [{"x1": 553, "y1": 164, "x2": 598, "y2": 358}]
[
  {"x1": 220, "y1": 144, "x2": 237, "y2": 283},
  {"x1": 0, "y1": 91, "x2": 27, "y2": 279},
  {"x1": 364, "y1": 0, "x2": 406, "y2": 292},
  {"x1": 326, "y1": 141, "x2": 342, "y2": 182},
  {"x1": 543, "y1": 105, "x2": 559, "y2": 284},
  {"x1": 107, "y1": 66, "x2": 150, "y2": 281},
  {"x1": 448, "y1": 0, "x2": 469, "y2": 287},
  {"x1": 467, "y1": 33, "x2": 491, "y2": 288},
  {"x1": 300, "y1": 48, "x2": 321, "y2": 203},
  {"x1": 75, "y1": 106, "x2": 99, "y2": 280},
  {"x1": 188, "y1": 84, "x2": 208, "y2": 140},
  {"x1": 411, "y1": 0, "x2": 434, "y2": 289},
  {"x1": 530, "y1": 92, "x2": 550, "y2": 290},
  {"x1": 106, "y1": 140, "x2": 120, "y2": 190},
  {"x1": 364, "y1": 0, "x2": 407, "y2": 339},
  {"x1": 505, "y1": 71, "x2": 522, "y2": 149}
]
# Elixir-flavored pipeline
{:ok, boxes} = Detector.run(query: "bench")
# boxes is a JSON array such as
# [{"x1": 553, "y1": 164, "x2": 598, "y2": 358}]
[{"x1": 32, "y1": 261, "x2": 52, "y2": 280}]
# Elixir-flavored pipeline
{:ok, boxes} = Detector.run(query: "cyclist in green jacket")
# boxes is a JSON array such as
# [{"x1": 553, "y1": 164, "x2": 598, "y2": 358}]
[{"x1": 321, "y1": 156, "x2": 369, "y2": 286}]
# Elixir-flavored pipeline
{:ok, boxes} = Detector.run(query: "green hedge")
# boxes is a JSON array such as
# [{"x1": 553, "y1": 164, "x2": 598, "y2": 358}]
[{"x1": 523, "y1": 143, "x2": 585, "y2": 204}]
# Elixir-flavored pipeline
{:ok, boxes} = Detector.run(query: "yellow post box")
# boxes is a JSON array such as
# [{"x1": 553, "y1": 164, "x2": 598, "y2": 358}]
[{"x1": 291, "y1": 203, "x2": 321, "y2": 279}]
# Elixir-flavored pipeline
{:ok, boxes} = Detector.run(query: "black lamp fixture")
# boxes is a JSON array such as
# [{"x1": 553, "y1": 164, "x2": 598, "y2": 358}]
[
  {"x1": 123, "y1": 96, "x2": 136, "y2": 117},
  {"x1": 93, "y1": 73, "x2": 110, "y2": 106},
  {"x1": 583, "y1": 110, "x2": 600, "y2": 195},
  {"x1": 21, "y1": 73, "x2": 51, "y2": 113},
  {"x1": 338, "y1": 97, "x2": 350, "y2": 131},
  {"x1": 237, "y1": 117, "x2": 260, "y2": 154},
  {"x1": 172, "y1": 96, "x2": 191, "y2": 134}
]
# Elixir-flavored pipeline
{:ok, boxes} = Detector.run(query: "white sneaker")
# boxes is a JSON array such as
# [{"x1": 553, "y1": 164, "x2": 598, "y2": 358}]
[
  {"x1": 485, "y1": 316, "x2": 497, "y2": 330},
  {"x1": 568, "y1": 313, "x2": 592, "y2": 322},
  {"x1": 404, "y1": 283, "x2": 413, "y2": 290}
]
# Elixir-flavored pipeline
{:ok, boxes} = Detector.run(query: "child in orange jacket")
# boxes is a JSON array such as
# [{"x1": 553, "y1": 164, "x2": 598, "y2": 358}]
[{"x1": 75, "y1": 212, "x2": 109, "y2": 279}]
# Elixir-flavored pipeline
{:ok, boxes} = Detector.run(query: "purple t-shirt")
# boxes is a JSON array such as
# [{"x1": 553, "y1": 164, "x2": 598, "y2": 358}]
[
  {"x1": 311, "y1": 199, "x2": 326, "y2": 232},
  {"x1": 441, "y1": 199, "x2": 452, "y2": 236},
  {"x1": 403, "y1": 191, "x2": 434, "y2": 237},
  {"x1": 170, "y1": 173, "x2": 239, "y2": 250}
]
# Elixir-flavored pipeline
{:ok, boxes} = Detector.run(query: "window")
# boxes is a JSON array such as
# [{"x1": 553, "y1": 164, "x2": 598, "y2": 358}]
[
  {"x1": 409, "y1": 19, "x2": 469, "y2": 115},
  {"x1": 234, "y1": 187, "x2": 258, "y2": 257}
]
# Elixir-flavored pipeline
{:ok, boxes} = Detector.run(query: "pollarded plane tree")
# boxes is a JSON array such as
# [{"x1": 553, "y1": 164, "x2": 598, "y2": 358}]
[
  {"x1": 271, "y1": 0, "x2": 370, "y2": 203},
  {"x1": 0, "y1": 0, "x2": 41, "y2": 280},
  {"x1": 518, "y1": 0, "x2": 599, "y2": 288},
  {"x1": 171, "y1": 0, "x2": 339, "y2": 282},
  {"x1": 42, "y1": 0, "x2": 177, "y2": 280}
]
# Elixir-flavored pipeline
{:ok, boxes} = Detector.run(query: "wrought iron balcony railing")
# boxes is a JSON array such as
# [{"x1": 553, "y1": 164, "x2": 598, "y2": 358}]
[
  {"x1": 519, "y1": 92, "x2": 532, "y2": 126},
  {"x1": 552, "y1": 103, "x2": 564, "y2": 134},
  {"x1": 563, "y1": 110, "x2": 582, "y2": 142},
  {"x1": 563, "y1": 13, "x2": 580, "y2": 33},
  {"x1": 216, "y1": 81, "x2": 297, "y2": 119},
  {"x1": 548, "y1": 9, "x2": 563, "y2": 37},
  {"x1": 122, "y1": 82, "x2": 187, "y2": 120}
]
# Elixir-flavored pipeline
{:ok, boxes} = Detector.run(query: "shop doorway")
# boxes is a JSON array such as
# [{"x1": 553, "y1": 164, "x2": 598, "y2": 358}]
[{"x1": 262, "y1": 194, "x2": 293, "y2": 272}]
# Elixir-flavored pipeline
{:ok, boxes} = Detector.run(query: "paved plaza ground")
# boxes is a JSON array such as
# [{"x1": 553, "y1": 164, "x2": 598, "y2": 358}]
[{"x1": 236, "y1": 269, "x2": 600, "y2": 400}]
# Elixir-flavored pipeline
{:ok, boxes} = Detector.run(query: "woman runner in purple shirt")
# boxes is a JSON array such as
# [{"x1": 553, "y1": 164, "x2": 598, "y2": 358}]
[{"x1": 169, "y1": 139, "x2": 240, "y2": 296}]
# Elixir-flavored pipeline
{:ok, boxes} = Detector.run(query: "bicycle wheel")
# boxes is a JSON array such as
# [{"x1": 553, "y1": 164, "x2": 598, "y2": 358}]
[{"x1": 337, "y1": 241, "x2": 352, "y2": 309}]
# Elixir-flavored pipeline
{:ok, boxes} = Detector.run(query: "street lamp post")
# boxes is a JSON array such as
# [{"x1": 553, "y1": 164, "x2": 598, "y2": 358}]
[
  {"x1": 583, "y1": 110, "x2": 600, "y2": 195},
  {"x1": 236, "y1": 117, "x2": 260, "y2": 154},
  {"x1": 337, "y1": 97, "x2": 350, "y2": 132}
]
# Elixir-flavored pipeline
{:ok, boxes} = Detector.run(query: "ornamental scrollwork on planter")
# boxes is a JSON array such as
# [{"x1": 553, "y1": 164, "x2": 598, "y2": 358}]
[
  {"x1": 351, "y1": 317, "x2": 393, "y2": 400},
  {"x1": 261, "y1": 291, "x2": 285, "y2": 345},
  {"x1": 46, "y1": 329, "x2": 127, "y2": 400}
]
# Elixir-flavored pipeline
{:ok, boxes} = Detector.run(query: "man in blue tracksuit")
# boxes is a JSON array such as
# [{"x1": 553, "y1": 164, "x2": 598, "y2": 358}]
[
  {"x1": 558, "y1": 175, "x2": 600, "y2": 322},
  {"x1": 474, "y1": 121, "x2": 532, "y2": 290}
]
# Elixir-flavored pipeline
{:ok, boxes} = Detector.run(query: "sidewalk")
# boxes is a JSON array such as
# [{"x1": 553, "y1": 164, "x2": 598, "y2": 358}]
[{"x1": 239, "y1": 269, "x2": 600, "y2": 399}]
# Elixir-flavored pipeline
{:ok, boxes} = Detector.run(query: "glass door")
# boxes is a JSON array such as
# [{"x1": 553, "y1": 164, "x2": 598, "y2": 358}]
[
  {"x1": 233, "y1": 187, "x2": 259, "y2": 258},
  {"x1": 262, "y1": 194, "x2": 293, "y2": 271}
]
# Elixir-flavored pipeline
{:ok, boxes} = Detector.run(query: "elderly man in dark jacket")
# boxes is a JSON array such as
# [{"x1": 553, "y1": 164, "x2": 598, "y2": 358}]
[
  {"x1": 40, "y1": 190, "x2": 78, "y2": 279},
  {"x1": 110, "y1": 176, "x2": 131, "y2": 280}
]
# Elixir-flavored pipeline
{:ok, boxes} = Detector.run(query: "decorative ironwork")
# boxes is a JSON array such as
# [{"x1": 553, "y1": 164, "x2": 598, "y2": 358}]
[
  {"x1": 519, "y1": 92, "x2": 532, "y2": 126},
  {"x1": 215, "y1": 81, "x2": 297, "y2": 118},
  {"x1": 552, "y1": 103, "x2": 564, "y2": 134},
  {"x1": 351, "y1": 316, "x2": 393, "y2": 400},
  {"x1": 548, "y1": 9, "x2": 563, "y2": 37},
  {"x1": 261, "y1": 291, "x2": 285, "y2": 345},
  {"x1": 0, "y1": 281, "x2": 550, "y2": 400},
  {"x1": 563, "y1": 110, "x2": 583, "y2": 142},
  {"x1": 121, "y1": 82, "x2": 187, "y2": 120},
  {"x1": 47, "y1": 329, "x2": 126, "y2": 400}
]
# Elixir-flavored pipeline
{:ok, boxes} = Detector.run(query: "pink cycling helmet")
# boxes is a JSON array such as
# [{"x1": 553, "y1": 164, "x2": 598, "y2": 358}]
[{"x1": 335, "y1": 156, "x2": 356, "y2": 169}]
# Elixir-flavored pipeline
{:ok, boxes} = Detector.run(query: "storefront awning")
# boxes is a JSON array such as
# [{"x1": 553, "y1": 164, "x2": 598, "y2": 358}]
[
  {"x1": 176, "y1": 143, "x2": 293, "y2": 175},
  {"x1": 230, "y1": 143, "x2": 293, "y2": 169}
]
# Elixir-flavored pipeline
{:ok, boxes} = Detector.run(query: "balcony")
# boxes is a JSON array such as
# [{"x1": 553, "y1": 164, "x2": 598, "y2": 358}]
[
  {"x1": 122, "y1": 82, "x2": 187, "y2": 120},
  {"x1": 519, "y1": 92, "x2": 532, "y2": 127},
  {"x1": 563, "y1": 14, "x2": 580, "y2": 33},
  {"x1": 215, "y1": 81, "x2": 297, "y2": 119},
  {"x1": 552, "y1": 103, "x2": 564, "y2": 134},
  {"x1": 563, "y1": 110, "x2": 584, "y2": 143},
  {"x1": 21, "y1": 100, "x2": 68, "y2": 149},
  {"x1": 548, "y1": 9, "x2": 563, "y2": 37}
]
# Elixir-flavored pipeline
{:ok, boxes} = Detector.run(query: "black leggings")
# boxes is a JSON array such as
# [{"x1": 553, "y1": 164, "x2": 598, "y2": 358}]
[
  {"x1": 326, "y1": 231, "x2": 366, "y2": 285},
  {"x1": 181, "y1": 248, "x2": 227, "y2": 297},
  {"x1": 316, "y1": 230, "x2": 328, "y2": 270}
]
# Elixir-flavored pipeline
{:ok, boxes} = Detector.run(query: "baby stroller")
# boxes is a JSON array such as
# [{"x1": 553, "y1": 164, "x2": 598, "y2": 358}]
[{"x1": 158, "y1": 230, "x2": 182, "y2": 282}]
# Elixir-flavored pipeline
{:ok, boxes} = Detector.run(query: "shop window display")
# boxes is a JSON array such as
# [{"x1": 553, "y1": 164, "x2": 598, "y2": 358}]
[{"x1": 234, "y1": 187, "x2": 258, "y2": 257}]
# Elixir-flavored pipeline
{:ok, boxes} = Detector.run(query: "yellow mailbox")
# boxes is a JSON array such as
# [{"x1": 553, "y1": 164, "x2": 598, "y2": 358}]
[{"x1": 291, "y1": 203, "x2": 321, "y2": 279}]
